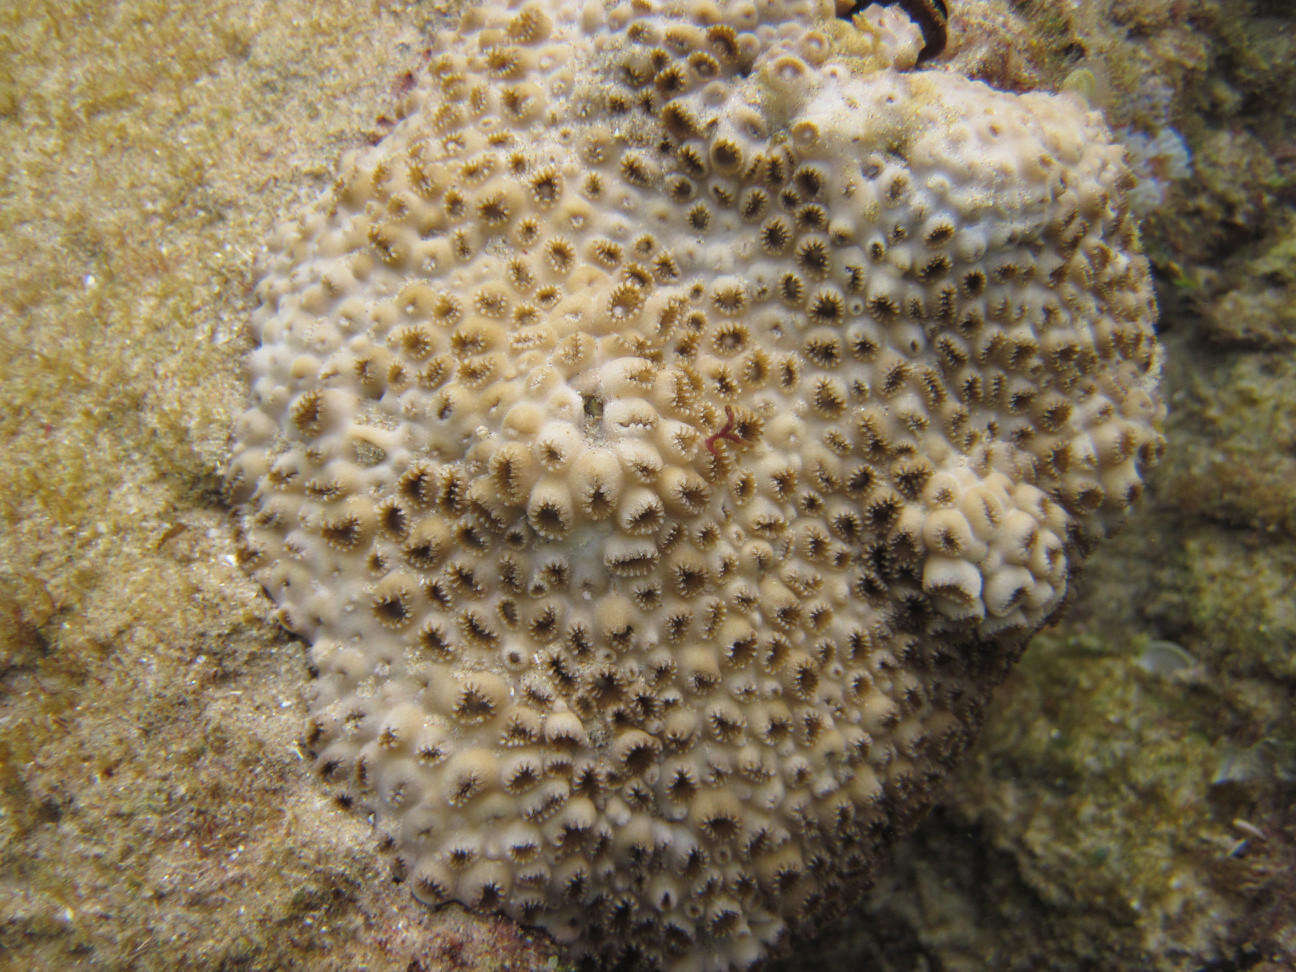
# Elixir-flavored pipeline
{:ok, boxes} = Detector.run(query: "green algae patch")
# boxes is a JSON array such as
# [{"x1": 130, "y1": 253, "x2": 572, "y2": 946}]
[
  {"x1": 1180, "y1": 533, "x2": 1296, "y2": 682},
  {"x1": 968, "y1": 633, "x2": 1229, "y2": 928},
  {"x1": 1160, "y1": 349, "x2": 1296, "y2": 538},
  {"x1": 895, "y1": 629, "x2": 1293, "y2": 969}
]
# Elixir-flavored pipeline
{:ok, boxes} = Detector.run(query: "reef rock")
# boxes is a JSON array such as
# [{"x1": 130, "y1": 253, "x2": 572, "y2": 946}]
[{"x1": 228, "y1": 0, "x2": 1164, "y2": 967}]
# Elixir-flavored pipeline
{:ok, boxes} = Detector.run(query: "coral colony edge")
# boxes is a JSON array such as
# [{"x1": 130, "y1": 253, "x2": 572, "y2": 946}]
[{"x1": 228, "y1": 0, "x2": 1164, "y2": 967}]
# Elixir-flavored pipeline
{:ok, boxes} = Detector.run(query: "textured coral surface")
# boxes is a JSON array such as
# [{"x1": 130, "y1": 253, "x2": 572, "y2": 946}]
[
  {"x1": 838, "y1": 2, "x2": 1296, "y2": 969},
  {"x1": 2, "y1": 0, "x2": 1293, "y2": 970},
  {"x1": 230, "y1": 0, "x2": 1160, "y2": 966}
]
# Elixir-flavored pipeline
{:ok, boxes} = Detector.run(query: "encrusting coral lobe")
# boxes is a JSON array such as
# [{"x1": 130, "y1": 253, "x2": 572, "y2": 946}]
[{"x1": 228, "y1": 0, "x2": 1164, "y2": 967}]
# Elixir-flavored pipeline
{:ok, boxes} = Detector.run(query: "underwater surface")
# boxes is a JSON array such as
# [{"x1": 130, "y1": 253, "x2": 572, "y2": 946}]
[{"x1": 0, "y1": 0, "x2": 1292, "y2": 968}]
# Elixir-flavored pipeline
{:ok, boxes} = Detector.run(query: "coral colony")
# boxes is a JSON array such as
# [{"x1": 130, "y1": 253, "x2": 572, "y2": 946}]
[{"x1": 229, "y1": 0, "x2": 1163, "y2": 966}]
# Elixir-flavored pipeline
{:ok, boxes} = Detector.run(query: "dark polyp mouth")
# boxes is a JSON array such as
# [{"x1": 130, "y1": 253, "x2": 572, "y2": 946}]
[{"x1": 842, "y1": 0, "x2": 949, "y2": 63}]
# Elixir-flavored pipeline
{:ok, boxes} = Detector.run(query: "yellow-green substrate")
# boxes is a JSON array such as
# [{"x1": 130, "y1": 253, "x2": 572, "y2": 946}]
[{"x1": 0, "y1": 0, "x2": 554, "y2": 967}]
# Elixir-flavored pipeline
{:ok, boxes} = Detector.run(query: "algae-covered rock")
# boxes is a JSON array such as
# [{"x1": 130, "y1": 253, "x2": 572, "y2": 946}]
[{"x1": 0, "y1": 1, "x2": 555, "y2": 967}]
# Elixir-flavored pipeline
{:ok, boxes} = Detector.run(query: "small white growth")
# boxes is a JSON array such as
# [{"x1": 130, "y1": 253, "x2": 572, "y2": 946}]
[{"x1": 1122, "y1": 126, "x2": 1193, "y2": 215}]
